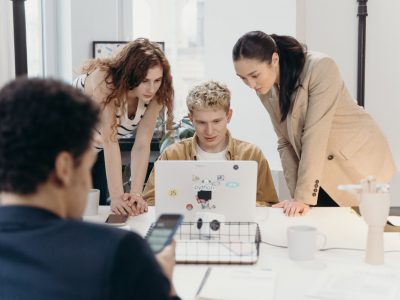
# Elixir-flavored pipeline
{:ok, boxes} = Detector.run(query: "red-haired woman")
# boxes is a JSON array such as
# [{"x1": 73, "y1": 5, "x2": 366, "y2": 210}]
[{"x1": 74, "y1": 38, "x2": 174, "y2": 216}]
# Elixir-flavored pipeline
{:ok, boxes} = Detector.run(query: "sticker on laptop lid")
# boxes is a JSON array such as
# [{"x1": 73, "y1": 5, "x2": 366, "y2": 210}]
[
  {"x1": 226, "y1": 181, "x2": 240, "y2": 188},
  {"x1": 217, "y1": 175, "x2": 225, "y2": 181},
  {"x1": 194, "y1": 179, "x2": 217, "y2": 210},
  {"x1": 167, "y1": 188, "x2": 178, "y2": 198}
]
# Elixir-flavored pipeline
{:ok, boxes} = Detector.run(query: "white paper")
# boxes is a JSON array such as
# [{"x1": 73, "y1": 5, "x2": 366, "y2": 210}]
[
  {"x1": 197, "y1": 267, "x2": 276, "y2": 300},
  {"x1": 307, "y1": 269, "x2": 400, "y2": 300}
]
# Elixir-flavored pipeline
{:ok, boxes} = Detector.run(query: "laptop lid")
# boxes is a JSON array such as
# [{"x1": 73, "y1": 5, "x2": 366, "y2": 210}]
[{"x1": 155, "y1": 160, "x2": 257, "y2": 222}]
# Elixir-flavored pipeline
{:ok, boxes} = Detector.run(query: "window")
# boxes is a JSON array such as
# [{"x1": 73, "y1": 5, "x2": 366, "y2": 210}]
[{"x1": 132, "y1": 0, "x2": 205, "y2": 120}]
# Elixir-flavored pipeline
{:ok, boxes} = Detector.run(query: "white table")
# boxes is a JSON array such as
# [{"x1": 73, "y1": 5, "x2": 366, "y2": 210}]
[{"x1": 84, "y1": 207, "x2": 400, "y2": 300}]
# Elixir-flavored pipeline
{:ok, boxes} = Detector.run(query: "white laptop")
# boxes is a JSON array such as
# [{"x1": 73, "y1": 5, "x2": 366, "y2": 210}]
[{"x1": 154, "y1": 160, "x2": 257, "y2": 222}]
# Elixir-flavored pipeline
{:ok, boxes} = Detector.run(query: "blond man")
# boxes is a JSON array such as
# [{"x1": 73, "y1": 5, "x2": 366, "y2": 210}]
[{"x1": 143, "y1": 81, "x2": 278, "y2": 205}]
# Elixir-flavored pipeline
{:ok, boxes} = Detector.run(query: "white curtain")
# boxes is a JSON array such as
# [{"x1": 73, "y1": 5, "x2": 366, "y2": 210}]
[{"x1": 0, "y1": 0, "x2": 15, "y2": 87}]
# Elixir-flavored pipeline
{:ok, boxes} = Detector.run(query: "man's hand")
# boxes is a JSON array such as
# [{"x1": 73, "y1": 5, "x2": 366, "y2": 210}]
[
  {"x1": 156, "y1": 241, "x2": 177, "y2": 297},
  {"x1": 272, "y1": 200, "x2": 310, "y2": 217}
]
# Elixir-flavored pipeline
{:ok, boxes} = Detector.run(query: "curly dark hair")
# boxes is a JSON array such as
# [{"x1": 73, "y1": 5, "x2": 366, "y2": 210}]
[
  {"x1": 0, "y1": 77, "x2": 100, "y2": 195},
  {"x1": 81, "y1": 38, "x2": 174, "y2": 135}
]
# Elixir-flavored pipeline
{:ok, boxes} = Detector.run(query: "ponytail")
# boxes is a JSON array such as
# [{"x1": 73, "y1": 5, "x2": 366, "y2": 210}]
[
  {"x1": 270, "y1": 34, "x2": 306, "y2": 121},
  {"x1": 233, "y1": 31, "x2": 306, "y2": 122}
]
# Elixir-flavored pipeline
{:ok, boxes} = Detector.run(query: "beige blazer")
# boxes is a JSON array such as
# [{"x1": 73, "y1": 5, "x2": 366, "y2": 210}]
[{"x1": 259, "y1": 52, "x2": 396, "y2": 206}]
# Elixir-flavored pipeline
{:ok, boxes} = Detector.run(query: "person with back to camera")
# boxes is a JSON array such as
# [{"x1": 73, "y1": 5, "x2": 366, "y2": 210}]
[
  {"x1": 74, "y1": 38, "x2": 174, "y2": 216},
  {"x1": 0, "y1": 77, "x2": 180, "y2": 299},
  {"x1": 232, "y1": 31, "x2": 396, "y2": 217}
]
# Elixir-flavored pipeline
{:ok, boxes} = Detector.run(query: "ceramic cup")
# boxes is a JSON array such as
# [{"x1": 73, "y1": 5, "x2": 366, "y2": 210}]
[
  {"x1": 83, "y1": 189, "x2": 100, "y2": 216},
  {"x1": 287, "y1": 225, "x2": 326, "y2": 261}
]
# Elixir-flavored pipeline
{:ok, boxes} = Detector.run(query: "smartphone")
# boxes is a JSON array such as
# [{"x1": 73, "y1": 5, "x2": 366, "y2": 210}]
[
  {"x1": 145, "y1": 214, "x2": 183, "y2": 253},
  {"x1": 105, "y1": 214, "x2": 128, "y2": 226}
]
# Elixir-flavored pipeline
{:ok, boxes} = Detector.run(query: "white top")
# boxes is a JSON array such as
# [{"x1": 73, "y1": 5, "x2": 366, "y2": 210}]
[
  {"x1": 73, "y1": 73, "x2": 148, "y2": 150},
  {"x1": 195, "y1": 144, "x2": 228, "y2": 160},
  {"x1": 115, "y1": 98, "x2": 148, "y2": 136}
]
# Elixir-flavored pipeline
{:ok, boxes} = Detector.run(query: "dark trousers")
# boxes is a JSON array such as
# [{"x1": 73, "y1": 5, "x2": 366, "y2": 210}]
[
  {"x1": 316, "y1": 187, "x2": 338, "y2": 207},
  {"x1": 92, "y1": 151, "x2": 109, "y2": 205}
]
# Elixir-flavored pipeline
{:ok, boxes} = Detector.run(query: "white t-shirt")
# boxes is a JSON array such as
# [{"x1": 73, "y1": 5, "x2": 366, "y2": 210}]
[{"x1": 196, "y1": 144, "x2": 228, "y2": 160}]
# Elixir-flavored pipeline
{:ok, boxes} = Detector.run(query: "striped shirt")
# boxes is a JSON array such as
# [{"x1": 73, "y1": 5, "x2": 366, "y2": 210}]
[{"x1": 73, "y1": 73, "x2": 148, "y2": 150}]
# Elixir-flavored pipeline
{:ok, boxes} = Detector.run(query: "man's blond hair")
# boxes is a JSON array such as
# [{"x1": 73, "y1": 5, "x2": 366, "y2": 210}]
[{"x1": 186, "y1": 81, "x2": 230, "y2": 113}]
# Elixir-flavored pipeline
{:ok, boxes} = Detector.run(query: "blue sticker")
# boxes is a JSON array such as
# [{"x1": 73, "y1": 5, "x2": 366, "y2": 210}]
[{"x1": 225, "y1": 181, "x2": 240, "y2": 188}]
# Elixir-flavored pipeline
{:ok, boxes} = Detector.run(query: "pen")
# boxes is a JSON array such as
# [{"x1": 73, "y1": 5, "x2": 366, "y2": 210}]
[{"x1": 196, "y1": 267, "x2": 212, "y2": 297}]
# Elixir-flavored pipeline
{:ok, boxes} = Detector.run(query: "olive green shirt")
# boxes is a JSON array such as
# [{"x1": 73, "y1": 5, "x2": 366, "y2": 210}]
[{"x1": 143, "y1": 131, "x2": 278, "y2": 206}]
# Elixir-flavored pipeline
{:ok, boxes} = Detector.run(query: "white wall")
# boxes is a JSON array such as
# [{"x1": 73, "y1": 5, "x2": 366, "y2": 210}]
[
  {"x1": 70, "y1": 0, "x2": 123, "y2": 79},
  {"x1": 41, "y1": 0, "x2": 133, "y2": 82},
  {"x1": 204, "y1": 0, "x2": 297, "y2": 171},
  {"x1": 364, "y1": 1, "x2": 400, "y2": 168},
  {"x1": 296, "y1": 0, "x2": 358, "y2": 97},
  {"x1": 39, "y1": 0, "x2": 133, "y2": 82},
  {"x1": 41, "y1": 0, "x2": 72, "y2": 81}
]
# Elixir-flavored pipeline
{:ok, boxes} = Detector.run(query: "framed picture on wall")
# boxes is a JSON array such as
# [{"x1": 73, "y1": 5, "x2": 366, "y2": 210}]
[{"x1": 92, "y1": 41, "x2": 165, "y2": 58}]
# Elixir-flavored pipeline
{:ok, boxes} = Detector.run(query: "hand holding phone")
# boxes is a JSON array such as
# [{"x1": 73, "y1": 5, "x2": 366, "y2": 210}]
[
  {"x1": 155, "y1": 241, "x2": 176, "y2": 282},
  {"x1": 145, "y1": 214, "x2": 183, "y2": 253}
]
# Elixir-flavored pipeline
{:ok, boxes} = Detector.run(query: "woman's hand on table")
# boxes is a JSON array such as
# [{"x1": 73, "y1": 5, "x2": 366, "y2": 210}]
[
  {"x1": 110, "y1": 193, "x2": 134, "y2": 215},
  {"x1": 127, "y1": 192, "x2": 148, "y2": 215},
  {"x1": 272, "y1": 200, "x2": 310, "y2": 217}
]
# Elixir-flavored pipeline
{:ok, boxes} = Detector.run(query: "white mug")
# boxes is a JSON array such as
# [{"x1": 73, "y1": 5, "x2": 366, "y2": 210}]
[
  {"x1": 287, "y1": 225, "x2": 326, "y2": 261},
  {"x1": 84, "y1": 189, "x2": 100, "y2": 216}
]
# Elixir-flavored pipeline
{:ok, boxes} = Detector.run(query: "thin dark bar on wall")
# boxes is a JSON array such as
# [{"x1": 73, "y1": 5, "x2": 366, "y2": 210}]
[
  {"x1": 357, "y1": 0, "x2": 368, "y2": 107},
  {"x1": 11, "y1": 0, "x2": 28, "y2": 76}
]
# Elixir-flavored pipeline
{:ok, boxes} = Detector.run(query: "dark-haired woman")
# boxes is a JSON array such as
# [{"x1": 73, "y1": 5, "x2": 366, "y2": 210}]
[
  {"x1": 233, "y1": 31, "x2": 395, "y2": 216},
  {"x1": 74, "y1": 38, "x2": 174, "y2": 216}
]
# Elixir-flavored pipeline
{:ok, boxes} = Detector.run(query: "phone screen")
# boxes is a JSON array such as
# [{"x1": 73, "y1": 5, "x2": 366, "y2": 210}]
[
  {"x1": 146, "y1": 214, "x2": 183, "y2": 253},
  {"x1": 105, "y1": 214, "x2": 128, "y2": 225}
]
